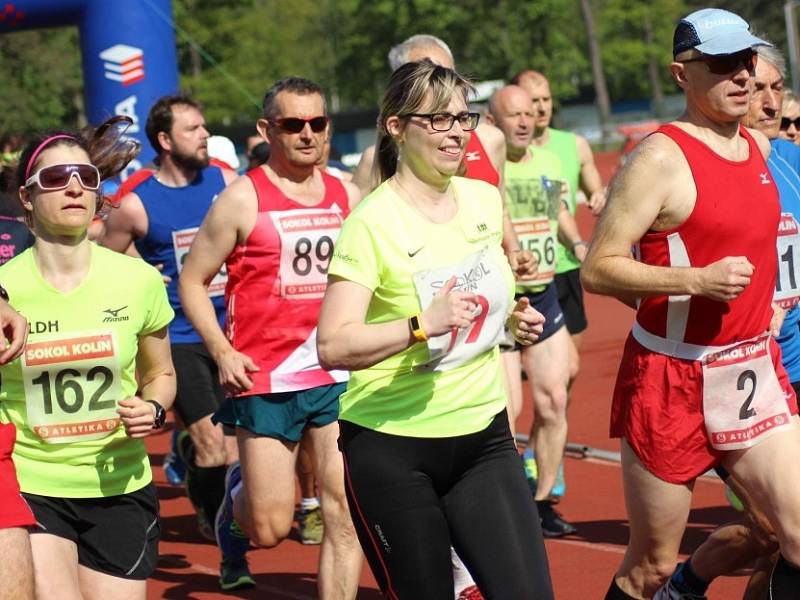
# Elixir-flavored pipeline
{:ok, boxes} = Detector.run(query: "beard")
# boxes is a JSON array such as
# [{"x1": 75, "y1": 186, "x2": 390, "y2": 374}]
[{"x1": 172, "y1": 147, "x2": 209, "y2": 172}]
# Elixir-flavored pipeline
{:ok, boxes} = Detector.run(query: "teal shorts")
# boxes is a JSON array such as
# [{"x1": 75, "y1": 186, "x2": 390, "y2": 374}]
[{"x1": 214, "y1": 382, "x2": 345, "y2": 443}]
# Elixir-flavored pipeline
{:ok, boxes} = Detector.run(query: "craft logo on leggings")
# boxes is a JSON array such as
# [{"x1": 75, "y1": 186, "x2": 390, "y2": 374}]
[{"x1": 22, "y1": 330, "x2": 123, "y2": 443}]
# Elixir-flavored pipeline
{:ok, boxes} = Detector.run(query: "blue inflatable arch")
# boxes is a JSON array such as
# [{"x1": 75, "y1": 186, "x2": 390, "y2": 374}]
[{"x1": 0, "y1": 0, "x2": 179, "y2": 176}]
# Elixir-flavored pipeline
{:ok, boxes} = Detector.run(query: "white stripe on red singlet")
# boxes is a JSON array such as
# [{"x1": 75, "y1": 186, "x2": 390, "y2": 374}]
[{"x1": 666, "y1": 232, "x2": 691, "y2": 341}]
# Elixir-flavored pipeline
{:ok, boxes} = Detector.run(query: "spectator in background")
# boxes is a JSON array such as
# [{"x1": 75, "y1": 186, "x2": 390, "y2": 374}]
[
  {"x1": 780, "y1": 90, "x2": 800, "y2": 144},
  {"x1": 208, "y1": 135, "x2": 241, "y2": 172},
  {"x1": 247, "y1": 141, "x2": 270, "y2": 169}
]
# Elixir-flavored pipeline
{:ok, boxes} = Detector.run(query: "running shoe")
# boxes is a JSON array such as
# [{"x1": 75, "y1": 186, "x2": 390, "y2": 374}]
[
  {"x1": 215, "y1": 462, "x2": 251, "y2": 560},
  {"x1": 537, "y1": 500, "x2": 577, "y2": 538},
  {"x1": 219, "y1": 558, "x2": 255, "y2": 591},
  {"x1": 456, "y1": 585, "x2": 485, "y2": 600},
  {"x1": 298, "y1": 506, "x2": 324, "y2": 545},
  {"x1": 652, "y1": 581, "x2": 707, "y2": 600},
  {"x1": 163, "y1": 450, "x2": 187, "y2": 486},
  {"x1": 163, "y1": 428, "x2": 187, "y2": 485}
]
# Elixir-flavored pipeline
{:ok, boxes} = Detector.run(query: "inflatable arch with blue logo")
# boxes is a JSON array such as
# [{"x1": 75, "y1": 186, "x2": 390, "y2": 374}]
[{"x1": 0, "y1": 0, "x2": 179, "y2": 176}]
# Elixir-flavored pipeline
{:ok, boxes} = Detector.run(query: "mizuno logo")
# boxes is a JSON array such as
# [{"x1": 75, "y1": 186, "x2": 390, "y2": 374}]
[
  {"x1": 760, "y1": 172, "x2": 771, "y2": 185},
  {"x1": 104, "y1": 306, "x2": 127, "y2": 318},
  {"x1": 103, "y1": 306, "x2": 129, "y2": 322}
]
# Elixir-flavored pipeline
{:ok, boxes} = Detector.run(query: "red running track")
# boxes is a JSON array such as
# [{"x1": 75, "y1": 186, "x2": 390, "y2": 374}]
[{"x1": 146, "y1": 153, "x2": 750, "y2": 598}]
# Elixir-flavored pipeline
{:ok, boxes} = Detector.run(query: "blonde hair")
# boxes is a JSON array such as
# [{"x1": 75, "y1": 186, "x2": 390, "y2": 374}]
[{"x1": 375, "y1": 60, "x2": 474, "y2": 182}]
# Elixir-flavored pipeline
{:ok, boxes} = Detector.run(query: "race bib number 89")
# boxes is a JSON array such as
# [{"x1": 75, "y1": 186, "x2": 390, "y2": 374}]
[
  {"x1": 22, "y1": 331, "x2": 123, "y2": 444},
  {"x1": 270, "y1": 208, "x2": 342, "y2": 300}
]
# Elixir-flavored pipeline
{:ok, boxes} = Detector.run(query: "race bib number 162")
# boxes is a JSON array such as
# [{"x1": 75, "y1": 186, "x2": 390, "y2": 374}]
[{"x1": 22, "y1": 331, "x2": 123, "y2": 444}]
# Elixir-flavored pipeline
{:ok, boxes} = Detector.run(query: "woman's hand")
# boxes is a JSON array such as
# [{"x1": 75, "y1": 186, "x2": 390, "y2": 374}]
[
  {"x1": 118, "y1": 397, "x2": 157, "y2": 438},
  {"x1": 421, "y1": 276, "x2": 480, "y2": 337},
  {"x1": 506, "y1": 297, "x2": 545, "y2": 346}
]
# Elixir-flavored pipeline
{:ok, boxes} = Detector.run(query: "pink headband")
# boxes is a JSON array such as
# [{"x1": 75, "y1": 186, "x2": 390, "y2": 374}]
[{"x1": 24, "y1": 134, "x2": 78, "y2": 180}]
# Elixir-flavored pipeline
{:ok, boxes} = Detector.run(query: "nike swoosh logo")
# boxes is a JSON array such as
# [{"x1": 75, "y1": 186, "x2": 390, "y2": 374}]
[{"x1": 408, "y1": 247, "x2": 423, "y2": 257}]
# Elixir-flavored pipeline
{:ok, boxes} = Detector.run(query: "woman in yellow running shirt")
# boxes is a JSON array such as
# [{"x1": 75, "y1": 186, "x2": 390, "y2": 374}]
[
  {"x1": 0, "y1": 116, "x2": 175, "y2": 599},
  {"x1": 319, "y1": 61, "x2": 554, "y2": 599}
]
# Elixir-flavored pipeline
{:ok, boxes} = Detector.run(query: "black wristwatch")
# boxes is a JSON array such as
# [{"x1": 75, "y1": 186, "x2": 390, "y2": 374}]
[
  {"x1": 0, "y1": 283, "x2": 9, "y2": 302},
  {"x1": 146, "y1": 400, "x2": 166, "y2": 429}
]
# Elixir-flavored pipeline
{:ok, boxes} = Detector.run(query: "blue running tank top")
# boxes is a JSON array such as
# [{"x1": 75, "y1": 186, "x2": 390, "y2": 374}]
[
  {"x1": 133, "y1": 166, "x2": 227, "y2": 343},
  {"x1": 770, "y1": 139, "x2": 800, "y2": 383}
]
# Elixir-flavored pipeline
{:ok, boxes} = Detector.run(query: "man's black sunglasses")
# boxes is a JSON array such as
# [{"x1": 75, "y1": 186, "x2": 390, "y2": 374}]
[{"x1": 682, "y1": 49, "x2": 757, "y2": 75}]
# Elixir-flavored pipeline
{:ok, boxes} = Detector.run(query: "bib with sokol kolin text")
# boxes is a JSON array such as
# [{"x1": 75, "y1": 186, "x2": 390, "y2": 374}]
[
  {"x1": 702, "y1": 333, "x2": 795, "y2": 451},
  {"x1": 22, "y1": 330, "x2": 123, "y2": 444},
  {"x1": 412, "y1": 246, "x2": 510, "y2": 372},
  {"x1": 269, "y1": 207, "x2": 342, "y2": 300}
]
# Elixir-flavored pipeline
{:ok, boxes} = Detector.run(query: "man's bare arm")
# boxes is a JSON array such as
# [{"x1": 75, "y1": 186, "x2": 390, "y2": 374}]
[
  {"x1": 352, "y1": 144, "x2": 379, "y2": 196},
  {"x1": 576, "y1": 134, "x2": 606, "y2": 215},
  {"x1": 582, "y1": 134, "x2": 754, "y2": 302},
  {"x1": 98, "y1": 192, "x2": 148, "y2": 252}
]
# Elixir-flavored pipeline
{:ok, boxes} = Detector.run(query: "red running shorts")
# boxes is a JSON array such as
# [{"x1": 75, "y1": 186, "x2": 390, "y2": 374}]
[
  {"x1": 611, "y1": 334, "x2": 798, "y2": 484},
  {"x1": 0, "y1": 423, "x2": 35, "y2": 528}
]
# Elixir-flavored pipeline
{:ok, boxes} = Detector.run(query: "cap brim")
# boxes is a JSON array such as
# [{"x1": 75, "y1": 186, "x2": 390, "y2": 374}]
[{"x1": 695, "y1": 32, "x2": 772, "y2": 55}]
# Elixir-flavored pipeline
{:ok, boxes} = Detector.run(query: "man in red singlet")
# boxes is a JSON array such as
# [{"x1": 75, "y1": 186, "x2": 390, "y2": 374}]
[
  {"x1": 178, "y1": 77, "x2": 363, "y2": 600},
  {"x1": 582, "y1": 8, "x2": 800, "y2": 600}
]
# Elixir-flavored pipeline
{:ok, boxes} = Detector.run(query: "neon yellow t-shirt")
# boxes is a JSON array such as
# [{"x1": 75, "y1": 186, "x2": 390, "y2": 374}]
[
  {"x1": 328, "y1": 177, "x2": 514, "y2": 438},
  {"x1": 0, "y1": 244, "x2": 174, "y2": 497},
  {"x1": 504, "y1": 147, "x2": 565, "y2": 293}
]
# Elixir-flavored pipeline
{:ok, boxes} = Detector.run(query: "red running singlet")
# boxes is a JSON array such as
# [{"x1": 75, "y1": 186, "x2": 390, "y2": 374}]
[
  {"x1": 224, "y1": 168, "x2": 350, "y2": 395},
  {"x1": 635, "y1": 124, "x2": 780, "y2": 346},
  {"x1": 463, "y1": 134, "x2": 500, "y2": 187}
]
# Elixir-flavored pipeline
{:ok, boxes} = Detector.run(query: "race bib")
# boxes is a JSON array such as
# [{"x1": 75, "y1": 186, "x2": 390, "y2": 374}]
[
  {"x1": 507, "y1": 176, "x2": 562, "y2": 286},
  {"x1": 22, "y1": 331, "x2": 123, "y2": 444},
  {"x1": 173, "y1": 227, "x2": 228, "y2": 297},
  {"x1": 774, "y1": 213, "x2": 800, "y2": 310},
  {"x1": 270, "y1": 208, "x2": 342, "y2": 300},
  {"x1": 412, "y1": 247, "x2": 510, "y2": 371},
  {"x1": 702, "y1": 334, "x2": 794, "y2": 450},
  {"x1": 514, "y1": 217, "x2": 556, "y2": 285}
]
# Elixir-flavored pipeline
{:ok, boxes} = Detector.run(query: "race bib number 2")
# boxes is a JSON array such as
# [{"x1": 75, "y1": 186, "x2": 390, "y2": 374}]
[
  {"x1": 22, "y1": 331, "x2": 123, "y2": 444},
  {"x1": 270, "y1": 208, "x2": 342, "y2": 300},
  {"x1": 702, "y1": 335, "x2": 794, "y2": 451}
]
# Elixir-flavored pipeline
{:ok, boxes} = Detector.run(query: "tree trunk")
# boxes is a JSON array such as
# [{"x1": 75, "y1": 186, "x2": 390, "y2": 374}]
[
  {"x1": 579, "y1": 0, "x2": 611, "y2": 146},
  {"x1": 643, "y1": 9, "x2": 665, "y2": 118}
]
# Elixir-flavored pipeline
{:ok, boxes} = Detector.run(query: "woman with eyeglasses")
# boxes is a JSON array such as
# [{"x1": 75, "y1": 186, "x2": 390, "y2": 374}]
[
  {"x1": 780, "y1": 90, "x2": 800, "y2": 145},
  {"x1": 318, "y1": 61, "x2": 554, "y2": 599},
  {"x1": 1, "y1": 116, "x2": 175, "y2": 599}
]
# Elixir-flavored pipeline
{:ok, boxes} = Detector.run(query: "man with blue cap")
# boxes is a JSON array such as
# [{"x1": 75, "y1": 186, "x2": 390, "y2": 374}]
[{"x1": 581, "y1": 8, "x2": 800, "y2": 599}]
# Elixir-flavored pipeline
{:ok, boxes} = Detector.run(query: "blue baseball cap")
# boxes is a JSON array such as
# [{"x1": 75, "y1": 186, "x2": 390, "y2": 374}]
[{"x1": 673, "y1": 8, "x2": 771, "y2": 58}]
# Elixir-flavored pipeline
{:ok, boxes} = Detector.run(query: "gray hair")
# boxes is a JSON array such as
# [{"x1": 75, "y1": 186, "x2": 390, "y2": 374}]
[
  {"x1": 387, "y1": 35, "x2": 454, "y2": 72},
  {"x1": 754, "y1": 34, "x2": 786, "y2": 79}
]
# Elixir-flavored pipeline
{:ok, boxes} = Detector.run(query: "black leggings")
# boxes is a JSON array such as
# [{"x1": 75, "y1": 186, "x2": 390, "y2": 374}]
[{"x1": 340, "y1": 411, "x2": 554, "y2": 600}]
